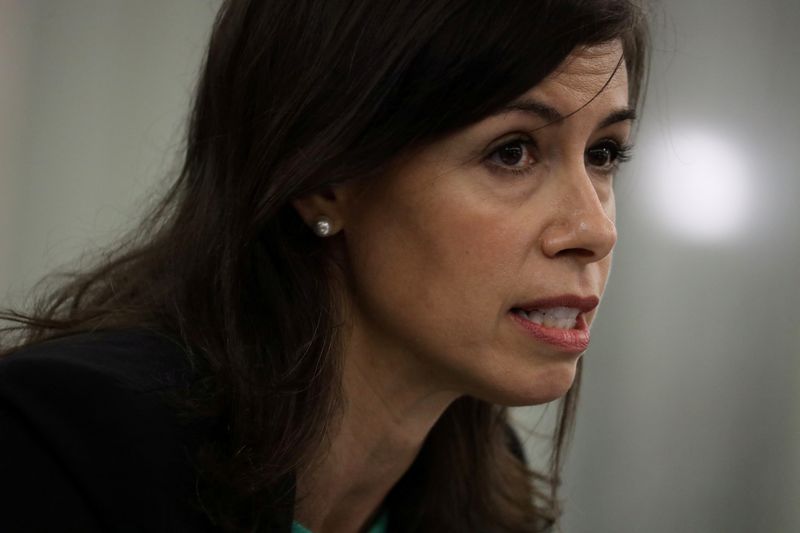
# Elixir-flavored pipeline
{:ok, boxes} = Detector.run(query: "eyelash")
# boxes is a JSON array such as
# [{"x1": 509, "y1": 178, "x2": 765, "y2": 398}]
[
  {"x1": 588, "y1": 139, "x2": 634, "y2": 173},
  {"x1": 485, "y1": 136, "x2": 634, "y2": 177},
  {"x1": 485, "y1": 137, "x2": 537, "y2": 177}
]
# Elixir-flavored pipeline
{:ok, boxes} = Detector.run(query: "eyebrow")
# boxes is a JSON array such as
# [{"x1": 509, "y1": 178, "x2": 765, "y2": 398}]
[{"x1": 494, "y1": 97, "x2": 637, "y2": 129}]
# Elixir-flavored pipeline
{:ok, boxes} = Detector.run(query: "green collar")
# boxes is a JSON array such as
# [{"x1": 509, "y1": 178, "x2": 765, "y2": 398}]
[{"x1": 291, "y1": 510, "x2": 388, "y2": 533}]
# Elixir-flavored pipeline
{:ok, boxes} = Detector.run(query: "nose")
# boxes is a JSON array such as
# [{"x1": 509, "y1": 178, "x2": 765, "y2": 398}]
[{"x1": 540, "y1": 172, "x2": 617, "y2": 262}]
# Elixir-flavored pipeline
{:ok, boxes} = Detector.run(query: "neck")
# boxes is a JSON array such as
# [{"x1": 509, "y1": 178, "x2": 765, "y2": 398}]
[{"x1": 294, "y1": 319, "x2": 458, "y2": 533}]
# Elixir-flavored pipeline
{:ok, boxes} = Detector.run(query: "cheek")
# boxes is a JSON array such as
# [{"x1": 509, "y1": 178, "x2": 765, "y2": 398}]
[
  {"x1": 343, "y1": 177, "x2": 525, "y2": 366},
  {"x1": 602, "y1": 191, "x2": 616, "y2": 276},
  {"x1": 607, "y1": 188, "x2": 617, "y2": 222}
]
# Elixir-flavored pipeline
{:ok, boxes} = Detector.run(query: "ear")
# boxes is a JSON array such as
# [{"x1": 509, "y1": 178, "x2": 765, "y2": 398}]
[{"x1": 291, "y1": 184, "x2": 352, "y2": 236}]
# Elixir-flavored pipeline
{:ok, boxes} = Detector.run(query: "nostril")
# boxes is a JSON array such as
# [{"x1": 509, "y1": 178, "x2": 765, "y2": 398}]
[{"x1": 555, "y1": 247, "x2": 594, "y2": 258}]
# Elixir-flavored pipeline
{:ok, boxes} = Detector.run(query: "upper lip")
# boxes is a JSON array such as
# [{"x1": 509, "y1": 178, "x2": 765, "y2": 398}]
[{"x1": 513, "y1": 295, "x2": 600, "y2": 313}]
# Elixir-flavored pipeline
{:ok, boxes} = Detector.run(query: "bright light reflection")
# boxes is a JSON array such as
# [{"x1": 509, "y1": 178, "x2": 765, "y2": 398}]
[{"x1": 645, "y1": 129, "x2": 750, "y2": 242}]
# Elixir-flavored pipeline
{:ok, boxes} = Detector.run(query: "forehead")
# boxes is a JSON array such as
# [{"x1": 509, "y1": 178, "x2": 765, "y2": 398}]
[{"x1": 531, "y1": 40, "x2": 629, "y2": 112}]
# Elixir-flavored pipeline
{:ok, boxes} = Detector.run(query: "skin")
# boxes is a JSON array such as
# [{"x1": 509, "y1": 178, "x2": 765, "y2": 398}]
[{"x1": 293, "y1": 40, "x2": 632, "y2": 533}]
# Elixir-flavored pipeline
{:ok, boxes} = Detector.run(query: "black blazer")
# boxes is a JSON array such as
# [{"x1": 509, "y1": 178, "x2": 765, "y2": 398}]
[
  {"x1": 0, "y1": 330, "x2": 262, "y2": 532},
  {"x1": 0, "y1": 330, "x2": 529, "y2": 532}
]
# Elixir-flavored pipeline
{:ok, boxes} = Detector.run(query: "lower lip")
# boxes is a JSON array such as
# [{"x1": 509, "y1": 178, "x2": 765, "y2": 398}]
[{"x1": 508, "y1": 311, "x2": 590, "y2": 354}]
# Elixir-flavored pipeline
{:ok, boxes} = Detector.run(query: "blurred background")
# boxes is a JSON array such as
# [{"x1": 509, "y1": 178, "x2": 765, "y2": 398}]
[{"x1": 1, "y1": 1, "x2": 797, "y2": 531}]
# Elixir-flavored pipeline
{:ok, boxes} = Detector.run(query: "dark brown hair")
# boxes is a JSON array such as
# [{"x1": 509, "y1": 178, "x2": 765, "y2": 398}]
[{"x1": 1, "y1": 1, "x2": 648, "y2": 530}]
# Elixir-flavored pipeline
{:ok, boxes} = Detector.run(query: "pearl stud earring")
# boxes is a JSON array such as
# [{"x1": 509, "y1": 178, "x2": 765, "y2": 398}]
[{"x1": 312, "y1": 216, "x2": 333, "y2": 237}]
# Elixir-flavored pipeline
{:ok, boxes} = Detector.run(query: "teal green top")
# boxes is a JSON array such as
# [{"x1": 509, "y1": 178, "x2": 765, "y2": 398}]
[{"x1": 291, "y1": 510, "x2": 388, "y2": 533}]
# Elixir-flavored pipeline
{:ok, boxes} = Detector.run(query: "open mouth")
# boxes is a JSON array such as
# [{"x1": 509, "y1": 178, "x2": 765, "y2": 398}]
[
  {"x1": 511, "y1": 307, "x2": 581, "y2": 330},
  {"x1": 508, "y1": 295, "x2": 599, "y2": 352}
]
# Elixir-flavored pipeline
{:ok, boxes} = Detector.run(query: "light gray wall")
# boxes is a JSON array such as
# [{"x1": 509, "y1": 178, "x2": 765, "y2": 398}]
[
  {"x1": 0, "y1": 0, "x2": 220, "y2": 301},
  {"x1": 2, "y1": 2, "x2": 798, "y2": 532}
]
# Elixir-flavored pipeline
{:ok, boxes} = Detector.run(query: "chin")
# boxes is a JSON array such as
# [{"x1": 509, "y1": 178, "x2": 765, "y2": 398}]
[{"x1": 483, "y1": 360, "x2": 580, "y2": 407}]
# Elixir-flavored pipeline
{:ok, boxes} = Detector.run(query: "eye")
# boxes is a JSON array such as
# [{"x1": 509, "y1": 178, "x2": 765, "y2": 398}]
[
  {"x1": 586, "y1": 139, "x2": 633, "y2": 172},
  {"x1": 486, "y1": 138, "x2": 536, "y2": 176}
]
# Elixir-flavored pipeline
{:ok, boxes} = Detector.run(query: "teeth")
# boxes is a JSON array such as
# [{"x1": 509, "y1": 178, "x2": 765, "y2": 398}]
[{"x1": 515, "y1": 307, "x2": 579, "y2": 329}]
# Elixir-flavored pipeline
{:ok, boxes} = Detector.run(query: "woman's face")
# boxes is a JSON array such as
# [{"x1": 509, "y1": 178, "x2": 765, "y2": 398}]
[{"x1": 338, "y1": 41, "x2": 632, "y2": 406}]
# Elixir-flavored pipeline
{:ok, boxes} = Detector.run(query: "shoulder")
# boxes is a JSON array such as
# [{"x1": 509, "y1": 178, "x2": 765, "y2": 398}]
[
  {"x1": 0, "y1": 329, "x2": 196, "y2": 473},
  {"x1": 0, "y1": 328, "x2": 192, "y2": 392},
  {"x1": 0, "y1": 329, "x2": 213, "y2": 532}
]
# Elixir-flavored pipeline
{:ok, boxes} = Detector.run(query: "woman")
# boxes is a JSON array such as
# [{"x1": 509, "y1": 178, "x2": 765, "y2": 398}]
[{"x1": 0, "y1": 0, "x2": 648, "y2": 531}]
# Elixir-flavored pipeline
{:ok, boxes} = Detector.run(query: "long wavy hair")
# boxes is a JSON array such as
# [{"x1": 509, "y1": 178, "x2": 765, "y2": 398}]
[{"x1": 1, "y1": 0, "x2": 648, "y2": 531}]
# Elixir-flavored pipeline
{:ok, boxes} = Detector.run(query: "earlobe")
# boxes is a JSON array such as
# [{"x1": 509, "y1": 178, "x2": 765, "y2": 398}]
[
  {"x1": 311, "y1": 216, "x2": 334, "y2": 237},
  {"x1": 291, "y1": 187, "x2": 346, "y2": 237}
]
